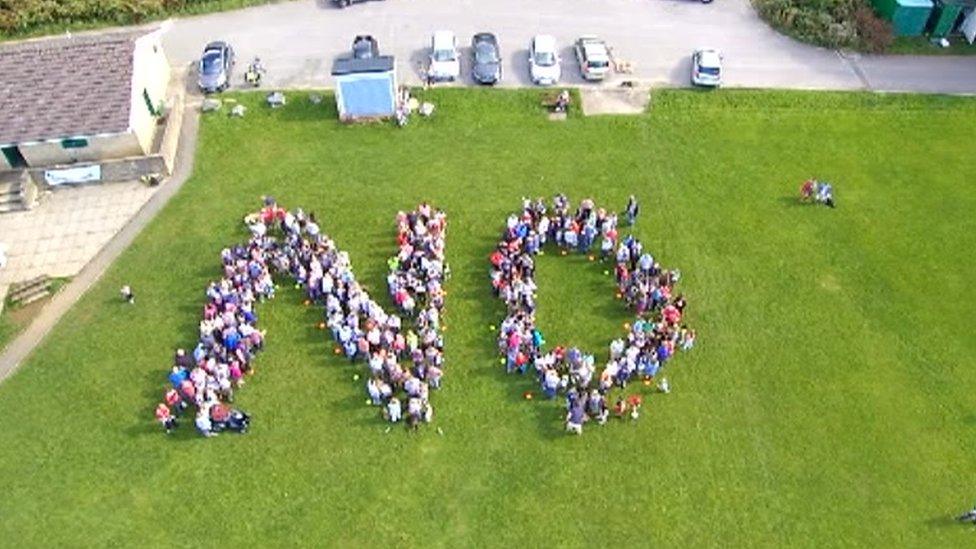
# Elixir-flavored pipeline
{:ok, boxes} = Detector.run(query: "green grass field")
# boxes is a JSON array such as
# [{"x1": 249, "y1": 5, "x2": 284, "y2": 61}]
[{"x1": 1, "y1": 89, "x2": 975, "y2": 546}]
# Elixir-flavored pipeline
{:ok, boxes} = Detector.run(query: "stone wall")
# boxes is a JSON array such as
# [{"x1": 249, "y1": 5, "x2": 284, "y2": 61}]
[
  {"x1": 27, "y1": 154, "x2": 166, "y2": 188},
  {"x1": 158, "y1": 82, "x2": 185, "y2": 174}
]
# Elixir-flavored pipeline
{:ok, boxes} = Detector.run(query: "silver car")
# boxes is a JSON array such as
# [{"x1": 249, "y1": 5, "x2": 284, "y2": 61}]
[{"x1": 198, "y1": 41, "x2": 235, "y2": 93}]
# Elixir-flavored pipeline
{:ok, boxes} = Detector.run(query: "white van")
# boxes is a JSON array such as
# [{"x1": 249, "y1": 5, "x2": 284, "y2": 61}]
[{"x1": 429, "y1": 30, "x2": 460, "y2": 81}]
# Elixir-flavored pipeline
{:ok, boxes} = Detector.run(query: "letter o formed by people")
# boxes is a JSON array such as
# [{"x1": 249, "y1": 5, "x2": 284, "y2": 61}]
[
  {"x1": 158, "y1": 198, "x2": 447, "y2": 436},
  {"x1": 489, "y1": 195, "x2": 695, "y2": 434}
]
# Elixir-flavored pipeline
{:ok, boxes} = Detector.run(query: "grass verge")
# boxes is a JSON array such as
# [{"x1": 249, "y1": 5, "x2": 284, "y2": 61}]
[{"x1": 0, "y1": 89, "x2": 974, "y2": 545}]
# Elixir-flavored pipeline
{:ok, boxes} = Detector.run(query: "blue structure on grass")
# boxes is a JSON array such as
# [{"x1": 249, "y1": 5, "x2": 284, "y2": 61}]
[{"x1": 331, "y1": 56, "x2": 397, "y2": 121}]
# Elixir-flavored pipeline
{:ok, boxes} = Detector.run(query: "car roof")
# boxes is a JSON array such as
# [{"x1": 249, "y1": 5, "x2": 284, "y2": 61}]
[
  {"x1": 581, "y1": 42, "x2": 608, "y2": 61},
  {"x1": 533, "y1": 35, "x2": 556, "y2": 50},
  {"x1": 697, "y1": 49, "x2": 721, "y2": 67},
  {"x1": 433, "y1": 30, "x2": 455, "y2": 48}
]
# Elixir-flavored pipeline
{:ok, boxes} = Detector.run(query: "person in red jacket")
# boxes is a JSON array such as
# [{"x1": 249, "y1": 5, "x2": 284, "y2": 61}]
[
  {"x1": 155, "y1": 403, "x2": 176, "y2": 434},
  {"x1": 800, "y1": 179, "x2": 815, "y2": 202},
  {"x1": 164, "y1": 388, "x2": 186, "y2": 414}
]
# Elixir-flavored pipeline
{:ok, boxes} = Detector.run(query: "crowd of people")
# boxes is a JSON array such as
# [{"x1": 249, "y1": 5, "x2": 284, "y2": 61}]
[
  {"x1": 489, "y1": 195, "x2": 695, "y2": 435},
  {"x1": 156, "y1": 219, "x2": 273, "y2": 436},
  {"x1": 373, "y1": 204, "x2": 448, "y2": 429},
  {"x1": 156, "y1": 198, "x2": 447, "y2": 436}
]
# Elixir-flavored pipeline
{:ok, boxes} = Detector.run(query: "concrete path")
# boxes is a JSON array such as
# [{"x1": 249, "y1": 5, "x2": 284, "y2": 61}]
[
  {"x1": 162, "y1": 0, "x2": 976, "y2": 93},
  {"x1": 0, "y1": 80, "x2": 202, "y2": 384}
]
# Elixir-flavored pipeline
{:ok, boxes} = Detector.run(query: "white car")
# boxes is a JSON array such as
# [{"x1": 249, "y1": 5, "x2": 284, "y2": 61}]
[
  {"x1": 691, "y1": 48, "x2": 722, "y2": 87},
  {"x1": 529, "y1": 35, "x2": 560, "y2": 86},
  {"x1": 574, "y1": 36, "x2": 611, "y2": 81},
  {"x1": 429, "y1": 30, "x2": 460, "y2": 82}
]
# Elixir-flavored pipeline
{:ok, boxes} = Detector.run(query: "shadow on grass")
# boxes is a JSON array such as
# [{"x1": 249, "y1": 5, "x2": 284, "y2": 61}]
[
  {"x1": 777, "y1": 195, "x2": 813, "y2": 209},
  {"x1": 925, "y1": 515, "x2": 962, "y2": 529}
]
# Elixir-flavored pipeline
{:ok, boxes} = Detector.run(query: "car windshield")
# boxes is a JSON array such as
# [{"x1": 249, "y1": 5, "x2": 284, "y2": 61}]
[
  {"x1": 354, "y1": 42, "x2": 373, "y2": 58},
  {"x1": 533, "y1": 50, "x2": 556, "y2": 67},
  {"x1": 201, "y1": 52, "x2": 222, "y2": 74},
  {"x1": 588, "y1": 59, "x2": 609, "y2": 68},
  {"x1": 475, "y1": 44, "x2": 498, "y2": 64},
  {"x1": 699, "y1": 65, "x2": 720, "y2": 75},
  {"x1": 433, "y1": 49, "x2": 456, "y2": 62}
]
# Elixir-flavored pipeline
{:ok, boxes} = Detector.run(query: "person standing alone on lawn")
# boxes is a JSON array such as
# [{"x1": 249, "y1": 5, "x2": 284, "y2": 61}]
[
  {"x1": 120, "y1": 285, "x2": 135, "y2": 304},
  {"x1": 625, "y1": 195, "x2": 639, "y2": 226}
]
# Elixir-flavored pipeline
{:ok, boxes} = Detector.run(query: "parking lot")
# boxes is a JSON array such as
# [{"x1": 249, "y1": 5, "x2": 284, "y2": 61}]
[{"x1": 163, "y1": 0, "x2": 876, "y2": 91}]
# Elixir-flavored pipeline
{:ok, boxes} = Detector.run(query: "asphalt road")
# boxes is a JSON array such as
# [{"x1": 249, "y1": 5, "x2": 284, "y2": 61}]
[{"x1": 162, "y1": 0, "x2": 976, "y2": 93}]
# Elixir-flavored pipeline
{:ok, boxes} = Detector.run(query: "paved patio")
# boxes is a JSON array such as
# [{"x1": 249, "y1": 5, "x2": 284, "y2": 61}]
[{"x1": 0, "y1": 181, "x2": 159, "y2": 289}]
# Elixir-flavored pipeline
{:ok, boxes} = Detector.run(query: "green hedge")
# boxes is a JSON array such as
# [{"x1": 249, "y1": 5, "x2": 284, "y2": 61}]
[
  {"x1": 752, "y1": 0, "x2": 894, "y2": 52},
  {"x1": 0, "y1": 0, "x2": 281, "y2": 38}
]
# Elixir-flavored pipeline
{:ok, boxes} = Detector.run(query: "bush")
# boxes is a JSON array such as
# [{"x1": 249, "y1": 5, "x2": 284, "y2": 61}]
[
  {"x1": 854, "y1": 5, "x2": 894, "y2": 53},
  {"x1": 0, "y1": 0, "x2": 273, "y2": 36},
  {"x1": 752, "y1": 0, "x2": 892, "y2": 52}
]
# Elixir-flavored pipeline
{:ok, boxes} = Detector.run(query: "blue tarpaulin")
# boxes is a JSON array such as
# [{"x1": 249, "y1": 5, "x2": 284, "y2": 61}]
[
  {"x1": 337, "y1": 74, "x2": 395, "y2": 118},
  {"x1": 332, "y1": 55, "x2": 396, "y2": 120}
]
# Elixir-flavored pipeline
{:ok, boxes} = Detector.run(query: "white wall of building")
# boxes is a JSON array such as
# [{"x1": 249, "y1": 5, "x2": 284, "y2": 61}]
[{"x1": 129, "y1": 30, "x2": 172, "y2": 155}]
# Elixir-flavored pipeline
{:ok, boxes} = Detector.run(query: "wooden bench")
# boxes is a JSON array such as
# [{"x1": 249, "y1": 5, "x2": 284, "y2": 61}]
[{"x1": 8, "y1": 275, "x2": 52, "y2": 306}]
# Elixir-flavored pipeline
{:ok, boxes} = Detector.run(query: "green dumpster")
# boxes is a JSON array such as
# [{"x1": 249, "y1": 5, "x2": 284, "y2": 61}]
[
  {"x1": 872, "y1": 0, "x2": 935, "y2": 36},
  {"x1": 927, "y1": 0, "x2": 976, "y2": 37}
]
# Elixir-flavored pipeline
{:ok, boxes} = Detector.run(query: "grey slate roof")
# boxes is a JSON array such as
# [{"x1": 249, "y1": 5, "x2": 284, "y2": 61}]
[
  {"x1": 0, "y1": 31, "x2": 143, "y2": 146},
  {"x1": 332, "y1": 56, "x2": 395, "y2": 76}
]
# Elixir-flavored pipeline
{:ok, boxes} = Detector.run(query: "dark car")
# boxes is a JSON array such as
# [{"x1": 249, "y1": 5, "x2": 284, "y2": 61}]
[
  {"x1": 198, "y1": 41, "x2": 235, "y2": 93},
  {"x1": 352, "y1": 35, "x2": 379, "y2": 59},
  {"x1": 333, "y1": 0, "x2": 383, "y2": 7},
  {"x1": 471, "y1": 33, "x2": 501, "y2": 85}
]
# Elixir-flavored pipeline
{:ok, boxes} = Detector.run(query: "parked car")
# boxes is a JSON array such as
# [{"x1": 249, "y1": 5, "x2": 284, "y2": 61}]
[
  {"x1": 574, "y1": 36, "x2": 611, "y2": 81},
  {"x1": 333, "y1": 0, "x2": 381, "y2": 7},
  {"x1": 529, "y1": 35, "x2": 560, "y2": 86},
  {"x1": 471, "y1": 33, "x2": 501, "y2": 85},
  {"x1": 198, "y1": 41, "x2": 235, "y2": 93},
  {"x1": 352, "y1": 35, "x2": 379, "y2": 59},
  {"x1": 691, "y1": 48, "x2": 722, "y2": 87},
  {"x1": 428, "y1": 30, "x2": 460, "y2": 82}
]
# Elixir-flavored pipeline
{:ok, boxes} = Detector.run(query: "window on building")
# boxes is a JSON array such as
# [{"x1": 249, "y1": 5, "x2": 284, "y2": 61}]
[{"x1": 61, "y1": 138, "x2": 89, "y2": 149}]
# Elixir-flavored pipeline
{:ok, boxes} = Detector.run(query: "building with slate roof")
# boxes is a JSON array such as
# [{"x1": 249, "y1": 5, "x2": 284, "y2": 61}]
[{"x1": 0, "y1": 28, "x2": 170, "y2": 170}]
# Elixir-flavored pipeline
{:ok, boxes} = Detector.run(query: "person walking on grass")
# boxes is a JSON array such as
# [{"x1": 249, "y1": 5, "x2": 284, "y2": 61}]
[{"x1": 625, "y1": 195, "x2": 640, "y2": 226}]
